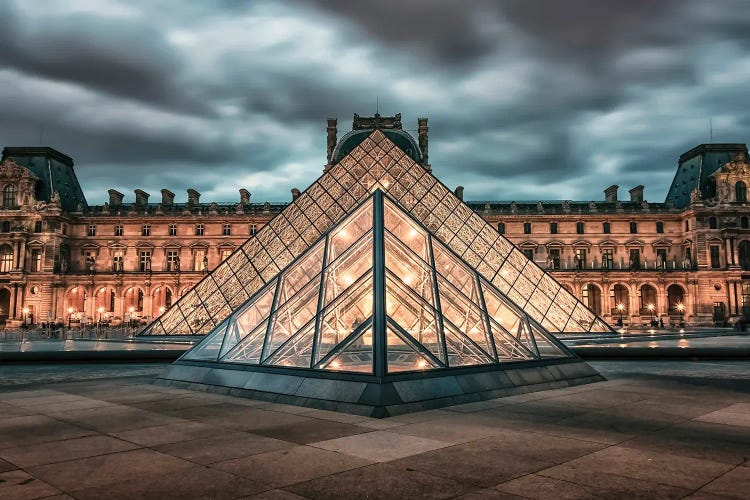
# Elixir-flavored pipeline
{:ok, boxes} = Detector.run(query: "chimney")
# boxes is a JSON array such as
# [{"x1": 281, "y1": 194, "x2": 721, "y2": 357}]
[
  {"x1": 108, "y1": 189, "x2": 124, "y2": 206},
  {"x1": 187, "y1": 189, "x2": 201, "y2": 206},
  {"x1": 239, "y1": 188, "x2": 251, "y2": 205},
  {"x1": 604, "y1": 185, "x2": 619, "y2": 202},
  {"x1": 134, "y1": 189, "x2": 150, "y2": 206},
  {"x1": 161, "y1": 189, "x2": 175, "y2": 206},
  {"x1": 454, "y1": 186, "x2": 464, "y2": 201},
  {"x1": 291, "y1": 188, "x2": 301, "y2": 201},
  {"x1": 326, "y1": 118, "x2": 337, "y2": 164},
  {"x1": 418, "y1": 117, "x2": 429, "y2": 165},
  {"x1": 629, "y1": 185, "x2": 644, "y2": 203}
]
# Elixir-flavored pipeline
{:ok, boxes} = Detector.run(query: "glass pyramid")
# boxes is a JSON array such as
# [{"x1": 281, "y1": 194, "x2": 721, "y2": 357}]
[
  {"x1": 180, "y1": 190, "x2": 574, "y2": 374},
  {"x1": 141, "y1": 129, "x2": 612, "y2": 337}
]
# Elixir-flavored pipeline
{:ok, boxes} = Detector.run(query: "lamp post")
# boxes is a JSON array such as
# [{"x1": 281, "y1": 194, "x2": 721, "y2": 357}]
[
  {"x1": 616, "y1": 303, "x2": 624, "y2": 327},
  {"x1": 128, "y1": 306, "x2": 135, "y2": 330},
  {"x1": 676, "y1": 303, "x2": 685, "y2": 326},
  {"x1": 97, "y1": 306, "x2": 105, "y2": 337},
  {"x1": 21, "y1": 307, "x2": 29, "y2": 328},
  {"x1": 647, "y1": 303, "x2": 655, "y2": 327},
  {"x1": 67, "y1": 307, "x2": 74, "y2": 329}
]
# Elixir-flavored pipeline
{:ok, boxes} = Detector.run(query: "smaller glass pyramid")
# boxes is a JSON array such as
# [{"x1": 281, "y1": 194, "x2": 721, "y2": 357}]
[{"x1": 182, "y1": 190, "x2": 573, "y2": 374}]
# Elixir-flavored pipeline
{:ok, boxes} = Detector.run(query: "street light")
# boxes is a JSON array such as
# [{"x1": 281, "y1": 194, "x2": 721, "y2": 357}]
[
  {"x1": 676, "y1": 303, "x2": 685, "y2": 326},
  {"x1": 128, "y1": 306, "x2": 135, "y2": 328},
  {"x1": 616, "y1": 303, "x2": 624, "y2": 327},
  {"x1": 67, "y1": 307, "x2": 74, "y2": 329},
  {"x1": 97, "y1": 306, "x2": 105, "y2": 336},
  {"x1": 21, "y1": 306, "x2": 29, "y2": 327},
  {"x1": 159, "y1": 306, "x2": 166, "y2": 315},
  {"x1": 647, "y1": 303, "x2": 655, "y2": 327}
]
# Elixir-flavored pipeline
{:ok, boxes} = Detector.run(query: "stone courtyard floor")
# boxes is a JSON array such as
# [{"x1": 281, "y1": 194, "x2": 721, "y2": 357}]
[{"x1": 0, "y1": 361, "x2": 749, "y2": 499}]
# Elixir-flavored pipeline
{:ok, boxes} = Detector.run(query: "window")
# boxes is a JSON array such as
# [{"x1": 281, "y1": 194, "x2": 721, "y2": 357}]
[
  {"x1": 249, "y1": 224, "x2": 258, "y2": 236},
  {"x1": 710, "y1": 245, "x2": 721, "y2": 268},
  {"x1": 195, "y1": 224, "x2": 204, "y2": 236},
  {"x1": 33, "y1": 221, "x2": 42, "y2": 233},
  {"x1": 166, "y1": 250, "x2": 180, "y2": 271},
  {"x1": 30, "y1": 249, "x2": 42, "y2": 272},
  {"x1": 141, "y1": 225, "x2": 150, "y2": 236},
  {"x1": 550, "y1": 222, "x2": 558, "y2": 234},
  {"x1": 85, "y1": 252, "x2": 96, "y2": 271},
  {"x1": 496, "y1": 222, "x2": 505, "y2": 234},
  {"x1": 522, "y1": 249, "x2": 534, "y2": 260},
  {"x1": 139, "y1": 251, "x2": 152, "y2": 272},
  {"x1": 548, "y1": 248, "x2": 560, "y2": 269},
  {"x1": 114, "y1": 225, "x2": 123, "y2": 237},
  {"x1": 709, "y1": 217, "x2": 718, "y2": 229},
  {"x1": 87, "y1": 224, "x2": 96, "y2": 236},
  {"x1": 169, "y1": 224, "x2": 177, "y2": 236},
  {"x1": 656, "y1": 221, "x2": 664, "y2": 234},
  {"x1": 736, "y1": 181, "x2": 747, "y2": 202},
  {"x1": 112, "y1": 252, "x2": 123, "y2": 272},
  {"x1": 629, "y1": 249, "x2": 640, "y2": 269},
  {"x1": 1, "y1": 221, "x2": 9, "y2": 233},
  {"x1": 62, "y1": 223, "x2": 67, "y2": 235},
  {"x1": 523, "y1": 222, "x2": 531, "y2": 234},
  {"x1": 194, "y1": 249, "x2": 207, "y2": 271},
  {"x1": 0, "y1": 245, "x2": 13, "y2": 272},
  {"x1": 602, "y1": 249, "x2": 614, "y2": 269},
  {"x1": 222, "y1": 224, "x2": 231, "y2": 236},
  {"x1": 656, "y1": 248, "x2": 668, "y2": 268},
  {"x1": 603, "y1": 222, "x2": 611, "y2": 234},
  {"x1": 574, "y1": 248, "x2": 586, "y2": 269},
  {"x1": 220, "y1": 248, "x2": 232, "y2": 261},
  {"x1": 576, "y1": 222, "x2": 584, "y2": 234},
  {"x1": 629, "y1": 221, "x2": 638, "y2": 234},
  {"x1": 2, "y1": 185, "x2": 16, "y2": 208},
  {"x1": 742, "y1": 217, "x2": 749, "y2": 229}
]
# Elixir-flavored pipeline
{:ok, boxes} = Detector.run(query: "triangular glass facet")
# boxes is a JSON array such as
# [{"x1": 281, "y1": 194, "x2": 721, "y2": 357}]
[
  {"x1": 530, "y1": 322, "x2": 569, "y2": 359},
  {"x1": 443, "y1": 320, "x2": 495, "y2": 367},
  {"x1": 319, "y1": 322, "x2": 374, "y2": 373},
  {"x1": 386, "y1": 321, "x2": 442, "y2": 373},
  {"x1": 181, "y1": 320, "x2": 229, "y2": 361}
]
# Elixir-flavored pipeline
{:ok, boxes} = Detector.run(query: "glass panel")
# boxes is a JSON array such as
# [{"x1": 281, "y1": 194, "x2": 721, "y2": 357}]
[
  {"x1": 386, "y1": 322, "x2": 441, "y2": 373},
  {"x1": 233, "y1": 284, "x2": 276, "y2": 342},
  {"x1": 219, "y1": 321, "x2": 242, "y2": 358},
  {"x1": 432, "y1": 243, "x2": 479, "y2": 300},
  {"x1": 488, "y1": 317, "x2": 536, "y2": 361},
  {"x1": 182, "y1": 321, "x2": 228, "y2": 361},
  {"x1": 384, "y1": 233, "x2": 434, "y2": 307},
  {"x1": 443, "y1": 320, "x2": 494, "y2": 367},
  {"x1": 264, "y1": 277, "x2": 321, "y2": 360},
  {"x1": 436, "y1": 275, "x2": 493, "y2": 357},
  {"x1": 482, "y1": 281, "x2": 524, "y2": 335},
  {"x1": 383, "y1": 198, "x2": 429, "y2": 261},
  {"x1": 320, "y1": 324, "x2": 374, "y2": 373},
  {"x1": 277, "y1": 239, "x2": 325, "y2": 304},
  {"x1": 221, "y1": 321, "x2": 267, "y2": 364},
  {"x1": 590, "y1": 318, "x2": 612, "y2": 333},
  {"x1": 530, "y1": 322, "x2": 569, "y2": 358},
  {"x1": 385, "y1": 272, "x2": 444, "y2": 363},
  {"x1": 316, "y1": 274, "x2": 373, "y2": 364},
  {"x1": 327, "y1": 200, "x2": 373, "y2": 263},
  {"x1": 265, "y1": 320, "x2": 315, "y2": 368},
  {"x1": 322, "y1": 231, "x2": 373, "y2": 307}
]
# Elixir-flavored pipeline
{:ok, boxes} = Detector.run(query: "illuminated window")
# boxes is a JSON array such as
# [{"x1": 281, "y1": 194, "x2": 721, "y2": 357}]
[
  {"x1": 2, "y1": 185, "x2": 16, "y2": 208},
  {"x1": 166, "y1": 250, "x2": 180, "y2": 271},
  {"x1": 139, "y1": 251, "x2": 152, "y2": 272},
  {"x1": 194, "y1": 249, "x2": 207, "y2": 271},
  {"x1": 112, "y1": 251, "x2": 123, "y2": 272},
  {"x1": 0, "y1": 245, "x2": 13, "y2": 272}
]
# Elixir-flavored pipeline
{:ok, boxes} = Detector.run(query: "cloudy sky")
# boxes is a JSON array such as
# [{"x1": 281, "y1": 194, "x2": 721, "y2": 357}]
[{"x1": 1, "y1": 0, "x2": 749, "y2": 206}]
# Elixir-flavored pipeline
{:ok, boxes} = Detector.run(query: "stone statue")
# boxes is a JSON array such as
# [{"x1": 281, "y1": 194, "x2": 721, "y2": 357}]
[
  {"x1": 690, "y1": 188, "x2": 702, "y2": 203},
  {"x1": 536, "y1": 201, "x2": 544, "y2": 213},
  {"x1": 510, "y1": 202, "x2": 518, "y2": 214}
]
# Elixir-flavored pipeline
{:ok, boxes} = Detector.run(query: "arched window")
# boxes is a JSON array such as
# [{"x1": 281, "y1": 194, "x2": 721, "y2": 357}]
[
  {"x1": 2, "y1": 185, "x2": 16, "y2": 208},
  {"x1": 736, "y1": 181, "x2": 747, "y2": 202},
  {"x1": 709, "y1": 217, "x2": 718, "y2": 229},
  {"x1": 0, "y1": 245, "x2": 13, "y2": 272}
]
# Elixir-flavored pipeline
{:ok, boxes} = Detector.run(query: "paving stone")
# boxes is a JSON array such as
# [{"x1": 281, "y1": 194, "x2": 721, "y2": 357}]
[
  {"x1": 693, "y1": 465, "x2": 750, "y2": 499},
  {"x1": 195, "y1": 407, "x2": 315, "y2": 432},
  {"x1": 27, "y1": 449, "x2": 195, "y2": 491},
  {"x1": 310, "y1": 430, "x2": 449, "y2": 462},
  {"x1": 155, "y1": 431, "x2": 295, "y2": 464},
  {"x1": 254, "y1": 418, "x2": 370, "y2": 444},
  {"x1": 0, "y1": 434, "x2": 139, "y2": 468},
  {"x1": 129, "y1": 396, "x2": 225, "y2": 413},
  {"x1": 110, "y1": 420, "x2": 224, "y2": 447},
  {"x1": 0, "y1": 469, "x2": 62, "y2": 499},
  {"x1": 47, "y1": 405, "x2": 186, "y2": 433},
  {"x1": 241, "y1": 490, "x2": 309, "y2": 499},
  {"x1": 70, "y1": 464, "x2": 268, "y2": 499},
  {"x1": 388, "y1": 438, "x2": 555, "y2": 487},
  {"x1": 284, "y1": 462, "x2": 476, "y2": 500},
  {"x1": 212, "y1": 445, "x2": 373, "y2": 488},
  {"x1": 0, "y1": 457, "x2": 17, "y2": 472},
  {"x1": 0, "y1": 414, "x2": 95, "y2": 449},
  {"x1": 557, "y1": 446, "x2": 734, "y2": 489},
  {"x1": 495, "y1": 473, "x2": 603, "y2": 499},
  {"x1": 696, "y1": 409, "x2": 750, "y2": 428},
  {"x1": 389, "y1": 414, "x2": 505, "y2": 444},
  {"x1": 452, "y1": 489, "x2": 526, "y2": 499}
]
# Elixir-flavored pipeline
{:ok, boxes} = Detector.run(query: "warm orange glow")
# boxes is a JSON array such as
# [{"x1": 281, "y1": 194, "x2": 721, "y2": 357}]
[
  {"x1": 647, "y1": 303, "x2": 655, "y2": 311},
  {"x1": 330, "y1": 359, "x2": 341, "y2": 369},
  {"x1": 416, "y1": 359, "x2": 427, "y2": 369},
  {"x1": 97, "y1": 306, "x2": 105, "y2": 314},
  {"x1": 616, "y1": 303, "x2": 624, "y2": 311}
]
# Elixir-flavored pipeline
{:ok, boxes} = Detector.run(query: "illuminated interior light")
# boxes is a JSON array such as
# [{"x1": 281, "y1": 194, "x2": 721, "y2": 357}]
[
  {"x1": 330, "y1": 359, "x2": 341, "y2": 369},
  {"x1": 416, "y1": 359, "x2": 427, "y2": 369},
  {"x1": 403, "y1": 274, "x2": 413, "y2": 285},
  {"x1": 343, "y1": 274, "x2": 353, "y2": 285}
]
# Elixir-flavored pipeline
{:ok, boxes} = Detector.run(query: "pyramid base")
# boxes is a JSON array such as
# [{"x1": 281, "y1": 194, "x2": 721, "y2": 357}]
[{"x1": 155, "y1": 359, "x2": 605, "y2": 418}]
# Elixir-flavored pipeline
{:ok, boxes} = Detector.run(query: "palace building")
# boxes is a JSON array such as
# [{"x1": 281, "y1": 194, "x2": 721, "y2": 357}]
[{"x1": 1, "y1": 115, "x2": 749, "y2": 329}]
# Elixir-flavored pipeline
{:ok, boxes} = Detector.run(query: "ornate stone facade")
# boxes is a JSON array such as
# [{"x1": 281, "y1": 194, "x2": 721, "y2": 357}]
[{"x1": 1, "y1": 128, "x2": 749, "y2": 329}]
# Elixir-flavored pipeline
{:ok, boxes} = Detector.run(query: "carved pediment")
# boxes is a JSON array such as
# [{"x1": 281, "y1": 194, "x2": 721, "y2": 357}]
[{"x1": 0, "y1": 159, "x2": 39, "y2": 181}]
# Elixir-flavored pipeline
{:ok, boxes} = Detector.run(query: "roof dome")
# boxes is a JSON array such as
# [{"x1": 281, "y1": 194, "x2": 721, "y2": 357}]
[{"x1": 332, "y1": 129, "x2": 422, "y2": 165}]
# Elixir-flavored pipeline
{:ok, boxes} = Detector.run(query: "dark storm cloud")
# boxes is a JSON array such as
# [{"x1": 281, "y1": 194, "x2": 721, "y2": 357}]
[{"x1": 0, "y1": 0, "x2": 749, "y2": 205}]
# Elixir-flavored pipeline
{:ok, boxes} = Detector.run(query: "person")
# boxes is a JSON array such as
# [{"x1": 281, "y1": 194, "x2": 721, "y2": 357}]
[{"x1": 659, "y1": 317, "x2": 664, "y2": 328}]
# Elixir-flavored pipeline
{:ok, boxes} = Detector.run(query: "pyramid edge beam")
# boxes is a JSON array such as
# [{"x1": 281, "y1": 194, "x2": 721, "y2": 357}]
[{"x1": 155, "y1": 357, "x2": 605, "y2": 418}]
